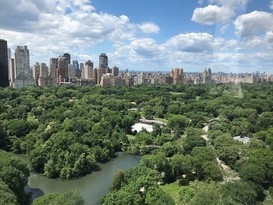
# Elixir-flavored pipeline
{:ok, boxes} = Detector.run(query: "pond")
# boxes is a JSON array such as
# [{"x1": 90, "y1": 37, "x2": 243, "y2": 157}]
[{"x1": 27, "y1": 152, "x2": 140, "y2": 205}]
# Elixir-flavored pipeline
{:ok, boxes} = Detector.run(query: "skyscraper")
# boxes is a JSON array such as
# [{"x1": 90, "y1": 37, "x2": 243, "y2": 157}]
[
  {"x1": 72, "y1": 60, "x2": 79, "y2": 71},
  {"x1": 15, "y1": 46, "x2": 30, "y2": 77},
  {"x1": 13, "y1": 45, "x2": 35, "y2": 88},
  {"x1": 99, "y1": 53, "x2": 108, "y2": 69},
  {"x1": 57, "y1": 56, "x2": 69, "y2": 84},
  {"x1": 49, "y1": 58, "x2": 58, "y2": 86},
  {"x1": 84, "y1": 60, "x2": 93, "y2": 79},
  {"x1": 0, "y1": 39, "x2": 9, "y2": 87},
  {"x1": 38, "y1": 63, "x2": 48, "y2": 87},
  {"x1": 9, "y1": 58, "x2": 15, "y2": 85},
  {"x1": 32, "y1": 62, "x2": 40, "y2": 86},
  {"x1": 62, "y1": 53, "x2": 71, "y2": 64},
  {"x1": 112, "y1": 66, "x2": 119, "y2": 77}
]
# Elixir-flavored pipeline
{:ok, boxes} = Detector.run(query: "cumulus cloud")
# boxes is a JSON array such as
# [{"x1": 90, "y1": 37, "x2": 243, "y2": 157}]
[
  {"x1": 209, "y1": 0, "x2": 250, "y2": 8},
  {"x1": 0, "y1": 0, "x2": 272, "y2": 73},
  {"x1": 234, "y1": 11, "x2": 273, "y2": 37},
  {"x1": 192, "y1": 0, "x2": 250, "y2": 25},
  {"x1": 138, "y1": 22, "x2": 160, "y2": 34},
  {"x1": 165, "y1": 33, "x2": 216, "y2": 52},
  {"x1": 0, "y1": 0, "x2": 162, "y2": 65},
  {"x1": 192, "y1": 5, "x2": 234, "y2": 25},
  {"x1": 131, "y1": 38, "x2": 161, "y2": 57}
]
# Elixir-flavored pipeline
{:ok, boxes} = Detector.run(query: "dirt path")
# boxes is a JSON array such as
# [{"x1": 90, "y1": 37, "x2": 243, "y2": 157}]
[{"x1": 201, "y1": 124, "x2": 240, "y2": 182}]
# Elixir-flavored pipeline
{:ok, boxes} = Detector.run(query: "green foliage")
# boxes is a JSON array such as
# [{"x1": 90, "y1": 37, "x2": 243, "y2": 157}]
[
  {"x1": 0, "y1": 150, "x2": 30, "y2": 204},
  {"x1": 1, "y1": 82, "x2": 273, "y2": 204},
  {"x1": 168, "y1": 114, "x2": 190, "y2": 138},
  {"x1": 183, "y1": 135, "x2": 206, "y2": 154},
  {"x1": 103, "y1": 166, "x2": 174, "y2": 205},
  {"x1": 32, "y1": 190, "x2": 84, "y2": 205},
  {"x1": 0, "y1": 181, "x2": 17, "y2": 205},
  {"x1": 179, "y1": 181, "x2": 221, "y2": 205},
  {"x1": 110, "y1": 169, "x2": 125, "y2": 191},
  {"x1": 221, "y1": 181, "x2": 258, "y2": 205}
]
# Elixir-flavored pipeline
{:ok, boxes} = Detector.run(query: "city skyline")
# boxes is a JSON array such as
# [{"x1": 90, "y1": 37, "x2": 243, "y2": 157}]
[{"x1": 0, "y1": 0, "x2": 273, "y2": 73}]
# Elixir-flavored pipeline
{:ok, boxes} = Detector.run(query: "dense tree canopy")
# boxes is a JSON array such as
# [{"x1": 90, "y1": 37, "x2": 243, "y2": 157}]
[
  {"x1": 0, "y1": 150, "x2": 30, "y2": 204},
  {"x1": 0, "y1": 83, "x2": 273, "y2": 204}
]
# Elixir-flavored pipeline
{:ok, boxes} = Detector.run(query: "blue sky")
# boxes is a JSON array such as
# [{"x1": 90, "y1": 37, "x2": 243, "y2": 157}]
[{"x1": 0, "y1": 0, "x2": 273, "y2": 73}]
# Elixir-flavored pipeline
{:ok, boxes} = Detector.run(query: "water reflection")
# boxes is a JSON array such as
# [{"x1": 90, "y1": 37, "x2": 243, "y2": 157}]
[{"x1": 28, "y1": 152, "x2": 140, "y2": 205}]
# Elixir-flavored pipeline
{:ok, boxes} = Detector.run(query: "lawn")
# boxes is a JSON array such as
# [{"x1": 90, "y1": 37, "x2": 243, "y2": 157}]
[{"x1": 160, "y1": 181, "x2": 183, "y2": 204}]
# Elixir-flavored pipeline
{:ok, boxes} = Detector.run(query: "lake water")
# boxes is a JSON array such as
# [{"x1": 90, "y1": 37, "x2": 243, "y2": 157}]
[{"x1": 27, "y1": 152, "x2": 140, "y2": 205}]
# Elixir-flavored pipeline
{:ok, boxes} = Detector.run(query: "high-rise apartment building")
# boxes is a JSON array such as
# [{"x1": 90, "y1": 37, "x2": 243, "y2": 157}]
[
  {"x1": 97, "y1": 68, "x2": 105, "y2": 84},
  {"x1": 7, "y1": 48, "x2": 12, "y2": 85},
  {"x1": 112, "y1": 66, "x2": 119, "y2": 77},
  {"x1": 172, "y1": 68, "x2": 183, "y2": 84},
  {"x1": 92, "y1": 68, "x2": 97, "y2": 84},
  {"x1": 0, "y1": 39, "x2": 9, "y2": 87},
  {"x1": 49, "y1": 58, "x2": 58, "y2": 86},
  {"x1": 32, "y1": 62, "x2": 40, "y2": 86},
  {"x1": 15, "y1": 46, "x2": 30, "y2": 77},
  {"x1": 203, "y1": 68, "x2": 212, "y2": 84},
  {"x1": 100, "y1": 73, "x2": 113, "y2": 87},
  {"x1": 38, "y1": 63, "x2": 48, "y2": 86},
  {"x1": 99, "y1": 53, "x2": 108, "y2": 69},
  {"x1": 137, "y1": 72, "x2": 145, "y2": 84},
  {"x1": 13, "y1": 45, "x2": 35, "y2": 88},
  {"x1": 73, "y1": 60, "x2": 79, "y2": 69},
  {"x1": 9, "y1": 58, "x2": 15, "y2": 85},
  {"x1": 84, "y1": 60, "x2": 93, "y2": 79},
  {"x1": 68, "y1": 64, "x2": 74, "y2": 80},
  {"x1": 62, "y1": 53, "x2": 71, "y2": 64},
  {"x1": 57, "y1": 56, "x2": 69, "y2": 84}
]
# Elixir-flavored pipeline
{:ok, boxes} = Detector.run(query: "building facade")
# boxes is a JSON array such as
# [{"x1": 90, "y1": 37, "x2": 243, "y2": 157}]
[
  {"x1": 62, "y1": 53, "x2": 71, "y2": 64},
  {"x1": 49, "y1": 58, "x2": 58, "y2": 86},
  {"x1": 15, "y1": 46, "x2": 30, "y2": 77},
  {"x1": 99, "y1": 53, "x2": 108, "y2": 69},
  {"x1": 57, "y1": 56, "x2": 69, "y2": 84},
  {"x1": 84, "y1": 60, "x2": 94, "y2": 79},
  {"x1": 172, "y1": 68, "x2": 183, "y2": 84},
  {"x1": 112, "y1": 66, "x2": 119, "y2": 77},
  {"x1": 13, "y1": 45, "x2": 35, "y2": 88},
  {"x1": 32, "y1": 62, "x2": 40, "y2": 86},
  {"x1": 38, "y1": 63, "x2": 49, "y2": 87},
  {"x1": 0, "y1": 39, "x2": 9, "y2": 87}
]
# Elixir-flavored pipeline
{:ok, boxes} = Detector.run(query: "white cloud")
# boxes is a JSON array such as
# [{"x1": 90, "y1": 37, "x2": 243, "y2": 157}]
[
  {"x1": 0, "y1": 0, "x2": 161, "y2": 66},
  {"x1": 0, "y1": 0, "x2": 272, "y2": 73},
  {"x1": 234, "y1": 11, "x2": 273, "y2": 37},
  {"x1": 192, "y1": 0, "x2": 250, "y2": 25},
  {"x1": 192, "y1": 5, "x2": 234, "y2": 25},
  {"x1": 209, "y1": 0, "x2": 250, "y2": 8},
  {"x1": 165, "y1": 33, "x2": 216, "y2": 52},
  {"x1": 138, "y1": 22, "x2": 160, "y2": 34}
]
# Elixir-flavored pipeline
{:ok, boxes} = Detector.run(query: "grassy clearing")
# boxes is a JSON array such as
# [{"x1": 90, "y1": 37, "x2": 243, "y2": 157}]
[{"x1": 160, "y1": 181, "x2": 183, "y2": 204}]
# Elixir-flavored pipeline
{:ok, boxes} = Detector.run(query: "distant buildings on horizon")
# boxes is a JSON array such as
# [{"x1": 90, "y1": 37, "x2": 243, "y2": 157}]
[{"x1": 0, "y1": 39, "x2": 273, "y2": 88}]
